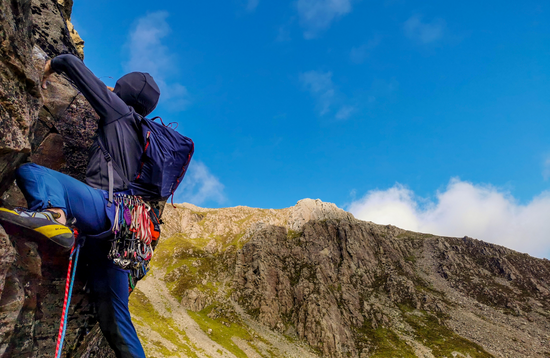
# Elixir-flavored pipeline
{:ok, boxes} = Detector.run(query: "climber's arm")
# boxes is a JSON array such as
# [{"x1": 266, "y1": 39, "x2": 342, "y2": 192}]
[{"x1": 42, "y1": 54, "x2": 128, "y2": 120}]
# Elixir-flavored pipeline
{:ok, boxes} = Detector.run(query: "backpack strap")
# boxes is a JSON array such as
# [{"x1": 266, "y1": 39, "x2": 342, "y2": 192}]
[{"x1": 97, "y1": 134, "x2": 130, "y2": 207}]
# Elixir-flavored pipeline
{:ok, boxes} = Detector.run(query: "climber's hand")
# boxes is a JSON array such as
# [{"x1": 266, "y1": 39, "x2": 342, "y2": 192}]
[
  {"x1": 107, "y1": 86, "x2": 114, "y2": 92},
  {"x1": 41, "y1": 60, "x2": 53, "y2": 89}
]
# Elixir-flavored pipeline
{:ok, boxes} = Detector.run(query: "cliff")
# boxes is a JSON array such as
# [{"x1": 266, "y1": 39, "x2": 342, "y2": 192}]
[
  {"x1": 0, "y1": 1, "x2": 549, "y2": 358},
  {"x1": 128, "y1": 200, "x2": 550, "y2": 357},
  {"x1": 0, "y1": 0, "x2": 111, "y2": 356}
]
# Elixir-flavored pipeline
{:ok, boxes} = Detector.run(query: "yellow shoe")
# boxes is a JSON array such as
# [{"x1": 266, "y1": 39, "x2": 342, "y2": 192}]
[{"x1": 0, "y1": 208, "x2": 74, "y2": 248}]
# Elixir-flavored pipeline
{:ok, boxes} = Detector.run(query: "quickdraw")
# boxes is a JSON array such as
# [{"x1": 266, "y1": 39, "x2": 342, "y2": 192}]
[{"x1": 108, "y1": 194, "x2": 157, "y2": 285}]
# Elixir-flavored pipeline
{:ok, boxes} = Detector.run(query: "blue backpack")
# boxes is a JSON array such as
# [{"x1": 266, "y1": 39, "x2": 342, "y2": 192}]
[
  {"x1": 100, "y1": 116, "x2": 194, "y2": 204},
  {"x1": 131, "y1": 116, "x2": 194, "y2": 202}
]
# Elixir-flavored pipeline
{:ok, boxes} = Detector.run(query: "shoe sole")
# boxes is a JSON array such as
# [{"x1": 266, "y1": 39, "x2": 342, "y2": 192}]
[{"x1": 0, "y1": 209, "x2": 75, "y2": 249}]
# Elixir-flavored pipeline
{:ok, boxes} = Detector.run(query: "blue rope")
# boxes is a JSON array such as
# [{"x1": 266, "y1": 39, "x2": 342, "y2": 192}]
[{"x1": 56, "y1": 243, "x2": 81, "y2": 358}]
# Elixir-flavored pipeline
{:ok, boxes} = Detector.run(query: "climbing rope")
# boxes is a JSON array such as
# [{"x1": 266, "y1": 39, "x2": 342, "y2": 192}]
[{"x1": 54, "y1": 230, "x2": 82, "y2": 358}]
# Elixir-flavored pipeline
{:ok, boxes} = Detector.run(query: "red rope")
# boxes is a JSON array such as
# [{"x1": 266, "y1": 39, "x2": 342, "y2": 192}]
[{"x1": 54, "y1": 245, "x2": 75, "y2": 357}]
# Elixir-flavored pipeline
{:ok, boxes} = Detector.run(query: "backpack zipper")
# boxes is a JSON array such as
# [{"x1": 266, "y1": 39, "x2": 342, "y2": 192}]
[{"x1": 135, "y1": 131, "x2": 151, "y2": 180}]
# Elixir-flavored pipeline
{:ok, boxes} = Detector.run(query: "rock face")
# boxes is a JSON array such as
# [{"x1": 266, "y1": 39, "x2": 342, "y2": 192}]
[
  {"x1": 0, "y1": 0, "x2": 42, "y2": 195},
  {"x1": 0, "y1": 0, "x2": 112, "y2": 357},
  {"x1": 0, "y1": 0, "x2": 87, "y2": 195},
  {"x1": 55, "y1": 0, "x2": 85, "y2": 57},
  {"x1": 233, "y1": 217, "x2": 550, "y2": 357},
  {"x1": 130, "y1": 200, "x2": 550, "y2": 357},
  {"x1": 31, "y1": 0, "x2": 83, "y2": 60}
]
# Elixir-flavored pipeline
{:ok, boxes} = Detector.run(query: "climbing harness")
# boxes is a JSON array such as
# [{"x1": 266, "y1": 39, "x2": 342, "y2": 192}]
[
  {"x1": 54, "y1": 229, "x2": 83, "y2": 358},
  {"x1": 108, "y1": 194, "x2": 160, "y2": 289}
]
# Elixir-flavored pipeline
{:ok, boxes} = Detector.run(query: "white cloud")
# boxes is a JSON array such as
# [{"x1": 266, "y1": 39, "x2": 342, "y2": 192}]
[
  {"x1": 361, "y1": 78, "x2": 398, "y2": 106},
  {"x1": 403, "y1": 15, "x2": 446, "y2": 44},
  {"x1": 300, "y1": 71, "x2": 335, "y2": 115},
  {"x1": 335, "y1": 105, "x2": 354, "y2": 120},
  {"x1": 245, "y1": 0, "x2": 259, "y2": 12},
  {"x1": 296, "y1": 0, "x2": 352, "y2": 39},
  {"x1": 371, "y1": 77, "x2": 399, "y2": 94},
  {"x1": 350, "y1": 36, "x2": 381, "y2": 64},
  {"x1": 275, "y1": 17, "x2": 296, "y2": 42},
  {"x1": 174, "y1": 161, "x2": 226, "y2": 206},
  {"x1": 276, "y1": 23, "x2": 292, "y2": 42},
  {"x1": 542, "y1": 155, "x2": 550, "y2": 180},
  {"x1": 347, "y1": 179, "x2": 550, "y2": 259},
  {"x1": 159, "y1": 82, "x2": 191, "y2": 112},
  {"x1": 300, "y1": 70, "x2": 355, "y2": 119},
  {"x1": 350, "y1": 45, "x2": 368, "y2": 64},
  {"x1": 299, "y1": 72, "x2": 399, "y2": 120},
  {"x1": 124, "y1": 11, "x2": 190, "y2": 111}
]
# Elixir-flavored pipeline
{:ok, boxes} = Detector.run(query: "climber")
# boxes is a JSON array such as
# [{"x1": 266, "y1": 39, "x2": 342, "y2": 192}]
[{"x1": 0, "y1": 54, "x2": 159, "y2": 358}]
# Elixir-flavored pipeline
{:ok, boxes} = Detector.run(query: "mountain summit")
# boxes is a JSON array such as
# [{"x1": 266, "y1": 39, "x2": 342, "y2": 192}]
[{"x1": 127, "y1": 199, "x2": 550, "y2": 357}]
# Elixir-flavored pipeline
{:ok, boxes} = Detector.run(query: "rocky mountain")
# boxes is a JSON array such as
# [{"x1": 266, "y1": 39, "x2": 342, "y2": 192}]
[
  {"x1": 0, "y1": 1, "x2": 549, "y2": 357},
  {"x1": 128, "y1": 199, "x2": 550, "y2": 358}
]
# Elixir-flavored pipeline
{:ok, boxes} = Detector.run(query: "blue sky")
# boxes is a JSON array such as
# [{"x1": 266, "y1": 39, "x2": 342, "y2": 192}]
[{"x1": 72, "y1": 0, "x2": 550, "y2": 257}]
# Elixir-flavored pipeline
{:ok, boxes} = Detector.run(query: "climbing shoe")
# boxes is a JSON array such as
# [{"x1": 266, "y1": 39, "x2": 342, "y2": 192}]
[{"x1": 0, "y1": 208, "x2": 74, "y2": 248}]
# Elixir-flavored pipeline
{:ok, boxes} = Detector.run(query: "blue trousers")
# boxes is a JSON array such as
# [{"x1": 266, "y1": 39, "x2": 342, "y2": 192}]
[{"x1": 15, "y1": 163, "x2": 146, "y2": 358}]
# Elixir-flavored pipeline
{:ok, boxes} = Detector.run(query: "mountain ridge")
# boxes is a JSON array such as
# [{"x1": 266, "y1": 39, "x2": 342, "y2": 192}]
[{"x1": 127, "y1": 199, "x2": 550, "y2": 357}]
